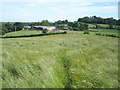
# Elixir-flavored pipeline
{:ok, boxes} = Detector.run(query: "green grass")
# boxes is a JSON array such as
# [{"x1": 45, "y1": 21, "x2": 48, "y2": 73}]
[
  {"x1": 89, "y1": 29, "x2": 119, "y2": 36},
  {"x1": 87, "y1": 23, "x2": 118, "y2": 29},
  {"x1": 2, "y1": 30, "x2": 42, "y2": 37},
  {"x1": 97, "y1": 24, "x2": 108, "y2": 27},
  {"x1": 88, "y1": 24, "x2": 95, "y2": 28},
  {"x1": 2, "y1": 31, "x2": 118, "y2": 88},
  {"x1": 2, "y1": 30, "x2": 65, "y2": 38},
  {"x1": 87, "y1": 24, "x2": 108, "y2": 28}
]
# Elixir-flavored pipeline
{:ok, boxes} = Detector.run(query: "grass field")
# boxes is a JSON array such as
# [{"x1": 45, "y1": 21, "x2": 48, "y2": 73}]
[
  {"x1": 88, "y1": 23, "x2": 118, "y2": 29},
  {"x1": 2, "y1": 31, "x2": 118, "y2": 88},
  {"x1": 89, "y1": 29, "x2": 119, "y2": 36},
  {"x1": 2, "y1": 29, "x2": 119, "y2": 38},
  {"x1": 2, "y1": 30, "x2": 65, "y2": 38},
  {"x1": 87, "y1": 24, "x2": 108, "y2": 28},
  {"x1": 2, "y1": 30, "x2": 42, "y2": 37}
]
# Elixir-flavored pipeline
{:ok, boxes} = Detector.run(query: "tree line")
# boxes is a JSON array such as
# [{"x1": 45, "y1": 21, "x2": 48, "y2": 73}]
[
  {"x1": 78, "y1": 16, "x2": 120, "y2": 25},
  {"x1": 1, "y1": 16, "x2": 120, "y2": 35}
]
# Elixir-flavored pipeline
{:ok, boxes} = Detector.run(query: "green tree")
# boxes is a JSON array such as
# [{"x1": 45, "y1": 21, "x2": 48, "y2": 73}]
[
  {"x1": 40, "y1": 20, "x2": 51, "y2": 26},
  {"x1": 13, "y1": 22, "x2": 24, "y2": 31},
  {"x1": 83, "y1": 24, "x2": 89, "y2": 34},
  {"x1": 108, "y1": 23, "x2": 113, "y2": 29},
  {"x1": 2, "y1": 22, "x2": 13, "y2": 35},
  {"x1": 42, "y1": 29, "x2": 48, "y2": 34}
]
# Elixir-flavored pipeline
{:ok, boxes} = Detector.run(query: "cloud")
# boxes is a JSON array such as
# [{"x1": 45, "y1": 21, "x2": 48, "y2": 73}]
[
  {"x1": 80, "y1": 3, "x2": 93, "y2": 6},
  {"x1": 26, "y1": 3, "x2": 36, "y2": 7},
  {"x1": 0, "y1": 0, "x2": 119, "y2": 2},
  {"x1": 1, "y1": 0, "x2": 118, "y2": 22}
]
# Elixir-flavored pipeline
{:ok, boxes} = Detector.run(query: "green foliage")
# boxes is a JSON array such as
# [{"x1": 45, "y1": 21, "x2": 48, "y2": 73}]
[
  {"x1": 108, "y1": 23, "x2": 113, "y2": 29},
  {"x1": 68, "y1": 22, "x2": 89, "y2": 31},
  {"x1": 78, "y1": 16, "x2": 119, "y2": 25},
  {"x1": 63, "y1": 31, "x2": 67, "y2": 34},
  {"x1": 42, "y1": 29, "x2": 48, "y2": 34},
  {"x1": 40, "y1": 20, "x2": 51, "y2": 26},
  {"x1": 1, "y1": 16, "x2": 119, "y2": 35},
  {"x1": 13, "y1": 22, "x2": 25, "y2": 31},
  {"x1": 83, "y1": 24, "x2": 89, "y2": 34},
  {"x1": 55, "y1": 20, "x2": 68, "y2": 25},
  {"x1": 2, "y1": 22, "x2": 14, "y2": 35},
  {"x1": 83, "y1": 30, "x2": 89, "y2": 34}
]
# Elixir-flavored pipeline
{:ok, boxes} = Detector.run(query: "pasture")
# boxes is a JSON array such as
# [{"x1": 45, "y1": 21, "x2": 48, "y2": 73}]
[
  {"x1": 2, "y1": 30, "x2": 66, "y2": 38},
  {"x1": 89, "y1": 29, "x2": 118, "y2": 35},
  {"x1": 2, "y1": 31, "x2": 118, "y2": 88},
  {"x1": 2, "y1": 30, "x2": 42, "y2": 37}
]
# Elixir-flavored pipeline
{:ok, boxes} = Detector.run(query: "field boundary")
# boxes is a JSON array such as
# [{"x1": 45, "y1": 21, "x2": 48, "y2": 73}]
[{"x1": 1, "y1": 32, "x2": 67, "y2": 38}]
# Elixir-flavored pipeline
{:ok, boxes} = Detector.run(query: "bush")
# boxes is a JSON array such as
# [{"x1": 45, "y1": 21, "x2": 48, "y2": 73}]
[
  {"x1": 42, "y1": 29, "x2": 48, "y2": 34},
  {"x1": 96, "y1": 33, "x2": 101, "y2": 35},
  {"x1": 110, "y1": 34, "x2": 117, "y2": 37},
  {"x1": 63, "y1": 31, "x2": 67, "y2": 34},
  {"x1": 83, "y1": 30, "x2": 89, "y2": 34}
]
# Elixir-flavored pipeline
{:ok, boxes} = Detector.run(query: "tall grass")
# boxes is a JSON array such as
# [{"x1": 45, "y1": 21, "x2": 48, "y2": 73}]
[{"x1": 2, "y1": 32, "x2": 118, "y2": 88}]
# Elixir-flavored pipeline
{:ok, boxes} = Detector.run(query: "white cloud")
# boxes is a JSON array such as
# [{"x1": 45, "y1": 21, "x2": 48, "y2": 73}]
[
  {"x1": 0, "y1": 0, "x2": 119, "y2": 2},
  {"x1": 80, "y1": 3, "x2": 93, "y2": 6},
  {"x1": 50, "y1": 3, "x2": 117, "y2": 14},
  {"x1": 1, "y1": 0, "x2": 118, "y2": 22},
  {"x1": 26, "y1": 3, "x2": 36, "y2": 7}
]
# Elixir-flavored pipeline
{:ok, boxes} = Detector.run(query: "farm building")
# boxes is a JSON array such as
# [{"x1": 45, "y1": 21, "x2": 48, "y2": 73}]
[
  {"x1": 23, "y1": 26, "x2": 31, "y2": 30},
  {"x1": 23, "y1": 26, "x2": 56, "y2": 31}
]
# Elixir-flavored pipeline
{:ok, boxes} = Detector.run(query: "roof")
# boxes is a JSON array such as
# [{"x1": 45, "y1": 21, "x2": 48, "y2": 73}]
[{"x1": 24, "y1": 26, "x2": 31, "y2": 28}]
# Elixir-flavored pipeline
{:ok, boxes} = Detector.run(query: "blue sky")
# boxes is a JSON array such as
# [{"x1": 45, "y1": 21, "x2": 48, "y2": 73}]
[{"x1": 1, "y1": 0, "x2": 119, "y2": 22}]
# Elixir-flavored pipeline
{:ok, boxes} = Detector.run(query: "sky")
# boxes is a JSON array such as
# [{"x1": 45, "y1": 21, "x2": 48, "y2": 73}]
[{"x1": 0, "y1": 0, "x2": 119, "y2": 22}]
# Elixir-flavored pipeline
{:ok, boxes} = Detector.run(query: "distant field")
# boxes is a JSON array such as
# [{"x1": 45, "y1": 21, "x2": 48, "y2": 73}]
[
  {"x1": 89, "y1": 29, "x2": 119, "y2": 36},
  {"x1": 88, "y1": 23, "x2": 118, "y2": 29},
  {"x1": 2, "y1": 30, "x2": 42, "y2": 37},
  {"x1": 97, "y1": 24, "x2": 108, "y2": 27},
  {"x1": 88, "y1": 24, "x2": 95, "y2": 28},
  {"x1": 2, "y1": 30, "x2": 65, "y2": 38},
  {"x1": 87, "y1": 24, "x2": 108, "y2": 28},
  {"x1": 2, "y1": 31, "x2": 118, "y2": 88}
]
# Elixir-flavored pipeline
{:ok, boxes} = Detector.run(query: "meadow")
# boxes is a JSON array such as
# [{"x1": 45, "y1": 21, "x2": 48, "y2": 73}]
[
  {"x1": 2, "y1": 30, "x2": 42, "y2": 37},
  {"x1": 2, "y1": 31, "x2": 118, "y2": 88},
  {"x1": 89, "y1": 29, "x2": 118, "y2": 35},
  {"x1": 2, "y1": 28, "x2": 119, "y2": 38},
  {"x1": 2, "y1": 30, "x2": 66, "y2": 38}
]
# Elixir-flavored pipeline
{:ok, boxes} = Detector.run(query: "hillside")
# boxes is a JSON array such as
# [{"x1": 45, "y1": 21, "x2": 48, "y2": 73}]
[{"x1": 2, "y1": 31, "x2": 118, "y2": 88}]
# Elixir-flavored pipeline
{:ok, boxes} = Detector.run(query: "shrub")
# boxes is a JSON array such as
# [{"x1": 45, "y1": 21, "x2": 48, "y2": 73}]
[
  {"x1": 63, "y1": 31, "x2": 67, "y2": 34},
  {"x1": 42, "y1": 29, "x2": 48, "y2": 34},
  {"x1": 96, "y1": 33, "x2": 101, "y2": 35},
  {"x1": 116, "y1": 36, "x2": 120, "y2": 38},
  {"x1": 83, "y1": 30, "x2": 89, "y2": 34}
]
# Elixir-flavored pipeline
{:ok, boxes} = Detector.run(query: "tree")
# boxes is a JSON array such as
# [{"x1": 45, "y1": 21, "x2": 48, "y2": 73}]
[
  {"x1": 83, "y1": 24, "x2": 89, "y2": 34},
  {"x1": 2, "y1": 22, "x2": 13, "y2": 35},
  {"x1": 13, "y1": 22, "x2": 25, "y2": 31},
  {"x1": 108, "y1": 23, "x2": 113, "y2": 29},
  {"x1": 78, "y1": 16, "x2": 118, "y2": 25},
  {"x1": 42, "y1": 29, "x2": 48, "y2": 34},
  {"x1": 40, "y1": 20, "x2": 51, "y2": 26},
  {"x1": 95, "y1": 24, "x2": 99, "y2": 29}
]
